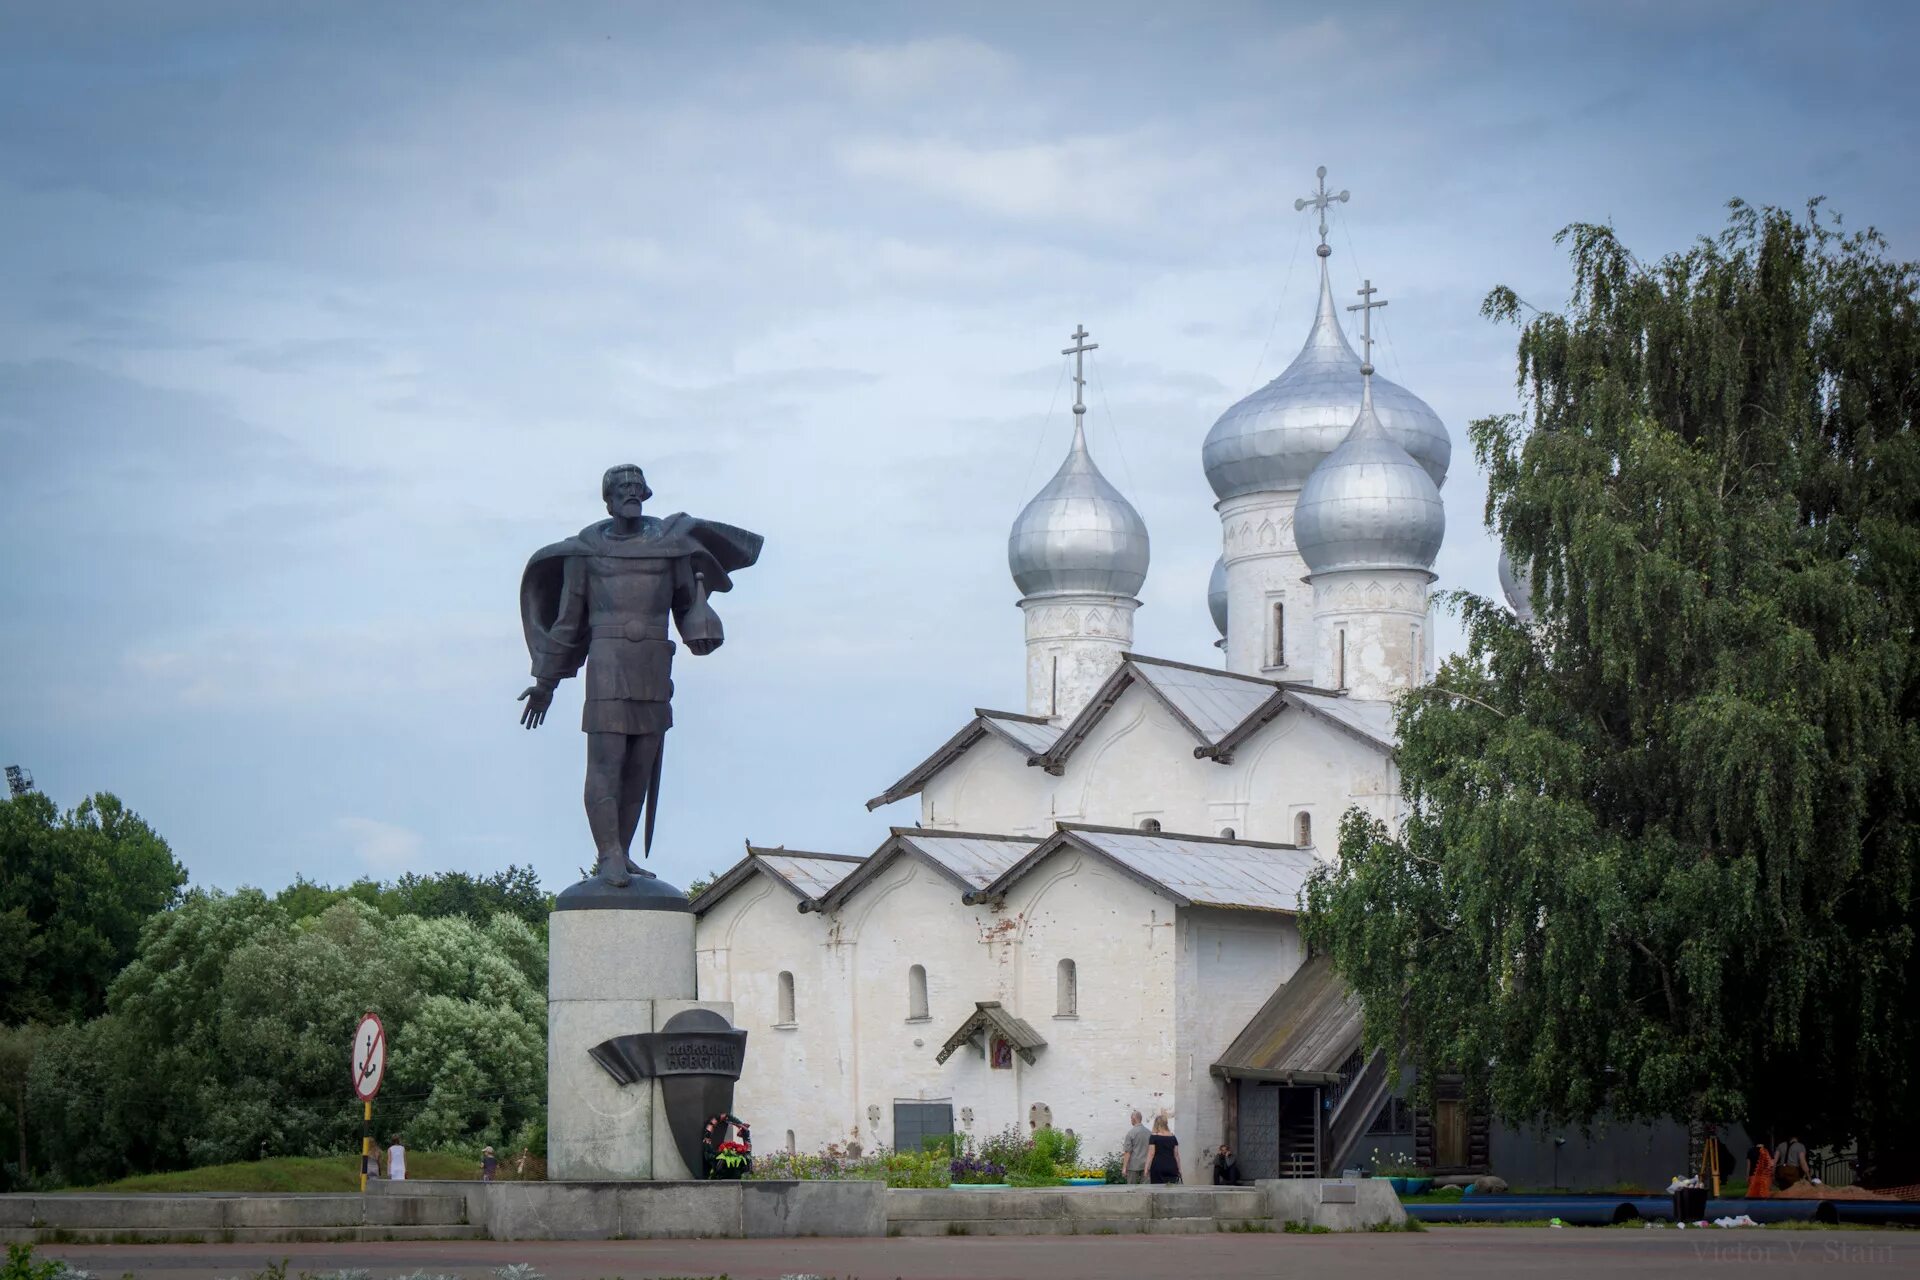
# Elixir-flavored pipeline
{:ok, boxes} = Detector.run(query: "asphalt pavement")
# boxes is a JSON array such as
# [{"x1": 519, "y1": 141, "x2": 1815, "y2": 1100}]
[{"x1": 34, "y1": 1225, "x2": 1920, "y2": 1280}]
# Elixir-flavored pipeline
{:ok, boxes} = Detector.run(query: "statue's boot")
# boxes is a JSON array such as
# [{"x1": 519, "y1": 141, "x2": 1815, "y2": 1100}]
[
  {"x1": 622, "y1": 857, "x2": 658, "y2": 880},
  {"x1": 595, "y1": 852, "x2": 633, "y2": 888}
]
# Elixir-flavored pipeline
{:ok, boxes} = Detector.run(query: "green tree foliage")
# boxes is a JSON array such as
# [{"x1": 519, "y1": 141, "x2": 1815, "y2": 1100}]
[
  {"x1": 0, "y1": 793, "x2": 188, "y2": 1024},
  {"x1": 1303, "y1": 202, "x2": 1919, "y2": 1172},
  {"x1": 27, "y1": 893, "x2": 548, "y2": 1184},
  {"x1": 0, "y1": 1024, "x2": 44, "y2": 1191},
  {"x1": 274, "y1": 865, "x2": 549, "y2": 929}
]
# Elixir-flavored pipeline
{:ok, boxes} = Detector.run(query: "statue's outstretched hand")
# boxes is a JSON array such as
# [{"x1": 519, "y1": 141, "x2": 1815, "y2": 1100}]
[
  {"x1": 518, "y1": 685, "x2": 553, "y2": 729},
  {"x1": 686, "y1": 637, "x2": 720, "y2": 656}
]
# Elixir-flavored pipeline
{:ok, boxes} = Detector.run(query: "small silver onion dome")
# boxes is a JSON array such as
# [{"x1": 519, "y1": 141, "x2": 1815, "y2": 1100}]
[
  {"x1": 1009, "y1": 422, "x2": 1150, "y2": 598},
  {"x1": 1498, "y1": 547, "x2": 1535, "y2": 622},
  {"x1": 1202, "y1": 260, "x2": 1451, "y2": 499},
  {"x1": 1208, "y1": 555, "x2": 1228, "y2": 636},
  {"x1": 1295, "y1": 383, "x2": 1445, "y2": 574}
]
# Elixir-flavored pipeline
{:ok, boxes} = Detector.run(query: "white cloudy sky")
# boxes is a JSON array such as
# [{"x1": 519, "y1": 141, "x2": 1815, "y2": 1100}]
[{"x1": 3, "y1": 1, "x2": 1916, "y2": 892}]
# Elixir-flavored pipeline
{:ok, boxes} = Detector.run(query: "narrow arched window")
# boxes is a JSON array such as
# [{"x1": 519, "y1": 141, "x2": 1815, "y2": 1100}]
[
  {"x1": 1140, "y1": 817, "x2": 1162, "y2": 832},
  {"x1": 1336, "y1": 627, "x2": 1348, "y2": 688},
  {"x1": 1270, "y1": 602, "x2": 1286, "y2": 667},
  {"x1": 1057, "y1": 959, "x2": 1077, "y2": 1016},
  {"x1": 908, "y1": 964, "x2": 929, "y2": 1020},
  {"x1": 1296, "y1": 812, "x2": 1312, "y2": 846},
  {"x1": 777, "y1": 970, "x2": 796, "y2": 1024},
  {"x1": 786, "y1": 1129, "x2": 797, "y2": 1154},
  {"x1": 1220, "y1": 827, "x2": 1236, "y2": 840}
]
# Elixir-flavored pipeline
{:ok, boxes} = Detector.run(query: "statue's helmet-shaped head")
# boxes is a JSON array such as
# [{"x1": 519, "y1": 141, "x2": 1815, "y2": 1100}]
[{"x1": 602, "y1": 464, "x2": 653, "y2": 516}]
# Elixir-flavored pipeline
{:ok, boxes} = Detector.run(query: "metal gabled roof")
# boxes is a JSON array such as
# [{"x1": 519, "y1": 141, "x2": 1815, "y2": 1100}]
[
  {"x1": 690, "y1": 845, "x2": 864, "y2": 917},
  {"x1": 980, "y1": 709, "x2": 1064, "y2": 756},
  {"x1": 811, "y1": 827, "x2": 1038, "y2": 912},
  {"x1": 862, "y1": 659, "x2": 1394, "y2": 814},
  {"x1": 1212, "y1": 952, "x2": 1363, "y2": 1083},
  {"x1": 754, "y1": 850, "x2": 865, "y2": 901},
  {"x1": 1284, "y1": 688, "x2": 1398, "y2": 750},
  {"x1": 1127, "y1": 655, "x2": 1286, "y2": 746},
  {"x1": 972, "y1": 823, "x2": 1316, "y2": 915},
  {"x1": 865, "y1": 709, "x2": 1061, "y2": 811}
]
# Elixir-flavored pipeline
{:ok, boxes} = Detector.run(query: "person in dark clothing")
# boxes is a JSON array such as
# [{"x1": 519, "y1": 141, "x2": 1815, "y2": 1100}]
[
  {"x1": 1213, "y1": 1144, "x2": 1246, "y2": 1186},
  {"x1": 1147, "y1": 1113, "x2": 1181, "y2": 1185}
]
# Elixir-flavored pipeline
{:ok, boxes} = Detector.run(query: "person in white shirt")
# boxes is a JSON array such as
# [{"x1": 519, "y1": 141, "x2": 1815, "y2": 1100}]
[{"x1": 386, "y1": 1138, "x2": 407, "y2": 1181}]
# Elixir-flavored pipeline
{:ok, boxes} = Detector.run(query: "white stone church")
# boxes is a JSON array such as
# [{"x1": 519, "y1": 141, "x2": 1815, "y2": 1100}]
[{"x1": 688, "y1": 186, "x2": 1640, "y2": 1185}]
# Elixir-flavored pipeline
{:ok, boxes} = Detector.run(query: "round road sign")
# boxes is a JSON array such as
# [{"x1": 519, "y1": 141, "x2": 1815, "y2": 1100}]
[{"x1": 351, "y1": 1012, "x2": 386, "y2": 1101}]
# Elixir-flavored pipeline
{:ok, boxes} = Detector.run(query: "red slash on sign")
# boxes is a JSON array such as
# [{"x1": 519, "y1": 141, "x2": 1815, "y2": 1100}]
[{"x1": 351, "y1": 1012, "x2": 386, "y2": 1101}]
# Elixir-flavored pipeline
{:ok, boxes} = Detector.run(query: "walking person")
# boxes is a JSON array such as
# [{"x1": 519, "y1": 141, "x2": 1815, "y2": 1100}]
[
  {"x1": 1120, "y1": 1110, "x2": 1151, "y2": 1185},
  {"x1": 1773, "y1": 1134, "x2": 1811, "y2": 1190},
  {"x1": 385, "y1": 1136, "x2": 407, "y2": 1182},
  {"x1": 1147, "y1": 1113, "x2": 1181, "y2": 1185},
  {"x1": 480, "y1": 1146, "x2": 498, "y2": 1183}
]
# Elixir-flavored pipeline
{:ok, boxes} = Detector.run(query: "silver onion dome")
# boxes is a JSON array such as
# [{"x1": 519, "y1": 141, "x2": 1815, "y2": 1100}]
[
  {"x1": 1202, "y1": 260, "x2": 1451, "y2": 499},
  {"x1": 1295, "y1": 383, "x2": 1445, "y2": 575},
  {"x1": 1207, "y1": 555, "x2": 1228, "y2": 636},
  {"x1": 1498, "y1": 547, "x2": 1535, "y2": 622},
  {"x1": 1009, "y1": 421, "x2": 1150, "y2": 598}
]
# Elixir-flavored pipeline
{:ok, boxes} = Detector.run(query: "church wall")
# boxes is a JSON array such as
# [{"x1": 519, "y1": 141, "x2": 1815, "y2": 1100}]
[
  {"x1": 693, "y1": 873, "x2": 849, "y2": 1154},
  {"x1": 1000, "y1": 850, "x2": 1182, "y2": 1157},
  {"x1": 838, "y1": 854, "x2": 1000, "y2": 1151},
  {"x1": 1061, "y1": 688, "x2": 1218, "y2": 834},
  {"x1": 1231, "y1": 708, "x2": 1402, "y2": 845},
  {"x1": 1174, "y1": 906, "x2": 1306, "y2": 1162},
  {"x1": 919, "y1": 738, "x2": 1056, "y2": 835}
]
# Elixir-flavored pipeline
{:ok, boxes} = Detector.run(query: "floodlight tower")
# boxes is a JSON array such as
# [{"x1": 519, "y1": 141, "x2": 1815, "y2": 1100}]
[{"x1": 4, "y1": 765, "x2": 34, "y2": 798}]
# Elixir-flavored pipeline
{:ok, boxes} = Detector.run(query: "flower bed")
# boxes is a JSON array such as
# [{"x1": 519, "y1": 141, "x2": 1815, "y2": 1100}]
[{"x1": 746, "y1": 1128, "x2": 1125, "y2": 1189}]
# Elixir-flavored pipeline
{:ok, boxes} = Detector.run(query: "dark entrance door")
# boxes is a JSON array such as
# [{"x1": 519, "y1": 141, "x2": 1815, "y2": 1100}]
[
  {"x1": 893, "y1": 1099, "x2": 954, "y2": 1153},
  {"x1": 1434, "y1": 1099, "x2": 1467, "y2": 1168}
]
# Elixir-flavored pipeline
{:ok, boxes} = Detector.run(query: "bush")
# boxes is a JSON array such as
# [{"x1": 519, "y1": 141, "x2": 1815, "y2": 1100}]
[
  {"x1": 881, "y1": 1148, "x2": 949, "y2": 1188},
  {"x1": 1032, "y1": 1126, "x2": 1080, "y2": 1171},
  {"x1": 920, "y1": 1132, "x2": 960, "y2": 1158},
  {"x1": 978, "y1": 1124, "x2": 1029, "y2": 1170},
  {"x1": 1100, "y1": 1150, "x2": 1125, "y2": 1184}
]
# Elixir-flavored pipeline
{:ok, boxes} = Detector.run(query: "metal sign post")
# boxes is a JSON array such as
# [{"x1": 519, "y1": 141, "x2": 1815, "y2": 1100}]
[{"x1": 350, "y1": 1012, "x2": 386, "y2": 1192}]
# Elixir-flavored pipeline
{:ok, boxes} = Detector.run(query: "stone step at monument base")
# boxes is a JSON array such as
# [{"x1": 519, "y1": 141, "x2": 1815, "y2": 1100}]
[
  {"x1": 0, "y1": 1192, "x2": 473, "y2": 1242},
  {"x1": 1, "y1": 1223, "x2": 488, "y2": 1245}
]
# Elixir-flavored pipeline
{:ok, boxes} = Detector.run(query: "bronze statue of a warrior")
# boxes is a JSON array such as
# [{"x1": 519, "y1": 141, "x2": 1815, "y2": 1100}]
[{"x1": 517, "y1": 465, "x2": 762, "y2": 889}]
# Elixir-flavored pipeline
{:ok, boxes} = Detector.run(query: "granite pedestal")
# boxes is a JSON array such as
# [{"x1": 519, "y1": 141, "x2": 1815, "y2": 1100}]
[{"x1": 548, "y1": 887, "x2": 733, "y2": 1180}]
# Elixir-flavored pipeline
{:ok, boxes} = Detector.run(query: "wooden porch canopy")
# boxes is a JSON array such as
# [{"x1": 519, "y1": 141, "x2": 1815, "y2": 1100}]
[
  {"x1": 1211, "y1": 952, "x2": 1362, "y2": 1085},
  {"x1": 935, "y1": 1001, "x2": 1047, "y2": 1066}
]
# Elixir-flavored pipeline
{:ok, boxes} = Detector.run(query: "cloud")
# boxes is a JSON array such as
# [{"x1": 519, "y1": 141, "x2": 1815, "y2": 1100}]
[
  {"x1": 336, "y1": 816, "x2": 427, "y2": 874},
  {"x1": 796, "y1": 35, "x2": 1015, "y2": 100},
  {"x1": 831, "y1": 133, "x2": 1224, "y2": 226}
]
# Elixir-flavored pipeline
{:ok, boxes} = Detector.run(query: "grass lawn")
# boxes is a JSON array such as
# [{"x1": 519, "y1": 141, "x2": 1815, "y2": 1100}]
[{"x1": 66, "y1": 1151, "x2": 483, "y2": 1193}]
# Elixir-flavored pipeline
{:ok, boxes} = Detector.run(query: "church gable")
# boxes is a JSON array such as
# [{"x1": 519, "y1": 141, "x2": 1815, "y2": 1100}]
[
  {"x1": 865, "y1": 709, "x2": 1061, "y2": 812},
  {"x1": 691, "y1": 845, "x2": 863, "y2": 918}
]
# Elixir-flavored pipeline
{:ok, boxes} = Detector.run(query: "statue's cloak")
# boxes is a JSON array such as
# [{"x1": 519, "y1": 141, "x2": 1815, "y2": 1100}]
[{"x1": 519, "y1": 514, "x2": 763, "y2": 682}]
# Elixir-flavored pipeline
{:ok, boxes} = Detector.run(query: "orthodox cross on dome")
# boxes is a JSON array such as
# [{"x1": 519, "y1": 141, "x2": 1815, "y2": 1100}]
[
  {"x1": 1062, "y1": 323, "x2": 1099, "y2": 431},
  {"x1": 1346, "y1": 279, "x2": 1387, "y2": 377},
  {"x1": 1293, "y1": 165, "x2": 1350, "y2": 258}
]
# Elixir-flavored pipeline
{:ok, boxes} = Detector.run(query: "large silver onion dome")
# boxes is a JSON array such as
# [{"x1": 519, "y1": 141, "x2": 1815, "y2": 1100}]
[
  {"x1": 1202, "y1": 261, "x2": 1451, "y2": 499},
  {"x1": 1009, "y1": 422, "x2": 1150, "y2": 598},
  {"x1": 1295, "y1": 384, "x2": 1445, "y2": 574},
  {"x1": 1207, "y1": 555, "x2": 1228, "y2": 636},
  {"x1": 1498, "y1": 547, "x2": 1535, "y2": 622}
]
